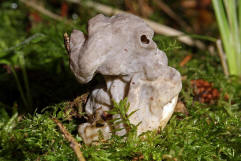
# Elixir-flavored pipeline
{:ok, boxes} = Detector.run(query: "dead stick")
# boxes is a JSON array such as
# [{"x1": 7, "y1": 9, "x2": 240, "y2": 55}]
[
  {"x1": 216, "y1": 39, "x2": 229, "y2": 77},
  {"x1": 67, "y1": 0, "x2": 205, "y2": 50},
  {"x1": 52, "y1": 118, "x2": 86, "y2": 161},
  {"x1": 21, "y1": 0, "x2": 205, "y2": 50},
  {"x1": 153, "y1": 0, "x2": 191, "y2": 30},
  {"x1": 179, "y1": 54, "x2": 192, "y2": 67},
  {"x1": 19, "y1": 0, "x2": 71, "y2": 24}
]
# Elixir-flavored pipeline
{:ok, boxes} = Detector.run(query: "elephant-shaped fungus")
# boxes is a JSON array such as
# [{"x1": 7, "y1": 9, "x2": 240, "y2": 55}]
[{"x1": 67, "y1": 13, "x2": 182, "y2": 144}]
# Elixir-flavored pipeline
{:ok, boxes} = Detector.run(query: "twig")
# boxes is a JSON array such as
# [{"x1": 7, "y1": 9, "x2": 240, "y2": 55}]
[
  {"x1": 152, "y1": 0, "x2": 191, "y2": 31},
  {"x1": 52, "y1": 118, "x2": 86, "y2": 161},
  {"x1": 216, "y1": 39, "x2": 229, "y2": 77},
  {"x1": 66, "y1": 0, "x2": 206, "y2": 50},
  {"x1": 19, "y1": 0, "x2": 71, "y2": 24},
  {"x1": 179, "y1": 54, "x2": 192, "y2": 67},
  {"x1": 20, "y1": 0, "x2": 205, "y2": 50}
]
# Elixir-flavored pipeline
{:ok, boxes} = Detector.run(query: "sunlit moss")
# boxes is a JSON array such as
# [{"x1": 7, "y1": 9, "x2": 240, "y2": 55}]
[{"x1": 0, "y1": 1, "x2": 241, "y2": 161}]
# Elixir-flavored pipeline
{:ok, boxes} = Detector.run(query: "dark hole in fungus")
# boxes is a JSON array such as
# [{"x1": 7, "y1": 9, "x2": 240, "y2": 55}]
[
  {"x1": 140, "y1": 35, "x2": 150, "y2": 44},
  {"x1": 96, "y1": 122, "x2": 105, "y2": 127}
]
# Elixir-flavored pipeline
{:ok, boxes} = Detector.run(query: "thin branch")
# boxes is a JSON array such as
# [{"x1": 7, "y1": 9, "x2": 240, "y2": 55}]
[
  {"x1": 19, "y1": 0, "x2": 71, "y2": 24},
  {"x1": 20, "y1": 0, "x2": 206, "y2": 50},
  {"x1": 52, "y1": 118, "x2": 86, "y2": 161},
  {"x1": 21, "y1": 0, "x2": 205, "y2": 50},
  {"x1": 216, "y1": 39, "x2": 229, "y2": 77},
  {"x1": 67, "y1": 0, "x2": 206, "y2": 50},
  {"x1": 152, "y1": 0, "x2": 191, "y2": 31},
  {"x1": 179, "y1": 54, "x2": 192, "y2": 67}
]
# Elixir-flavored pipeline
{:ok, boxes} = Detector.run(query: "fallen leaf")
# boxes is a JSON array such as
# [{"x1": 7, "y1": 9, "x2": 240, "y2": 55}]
[{"x1": 174, "y1": 101, "x2": 189, "y2": 116}]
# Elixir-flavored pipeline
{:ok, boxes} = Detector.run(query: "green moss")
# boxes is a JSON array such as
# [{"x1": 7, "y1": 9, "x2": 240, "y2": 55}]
[
  {"x1": 1, "y1": 89, "x2": 240, "y2": 160},
  {"x1": 0, "y1": 1, "x2": 240, "y2": 161}
]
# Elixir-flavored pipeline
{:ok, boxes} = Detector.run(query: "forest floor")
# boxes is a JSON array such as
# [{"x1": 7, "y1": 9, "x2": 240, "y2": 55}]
[{"x1": 0, "y1": 1, "x2": 240, "y2": 161}]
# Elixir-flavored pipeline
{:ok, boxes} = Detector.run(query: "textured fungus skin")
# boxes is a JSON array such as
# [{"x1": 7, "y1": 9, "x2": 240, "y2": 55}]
[{"x1": 68, "y1": 14, "x2": 182, "y2": 144}]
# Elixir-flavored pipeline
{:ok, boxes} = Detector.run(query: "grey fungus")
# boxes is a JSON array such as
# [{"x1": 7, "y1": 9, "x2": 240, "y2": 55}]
[
  {"x1": 140, "y1": 35, "x2": 150, "y2": 44},
  {"x1": 68, "y1": 13, "x2": 182, "y2": 144}
]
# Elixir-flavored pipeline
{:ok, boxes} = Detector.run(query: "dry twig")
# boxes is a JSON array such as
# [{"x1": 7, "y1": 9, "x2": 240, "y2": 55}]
[
  {"x1": 52, "y1": 118, "x2": 86, "y2": 161},
  {"x1": 20, "y1": 0, "x2": 206, "y2": 49},
  {"x1": 152, "y1": 0, "x2": 191, "y2": 31},
  {"x1": 67, "y1": 0, "x2": 206, "y2": 50},
  {"x1": 19, "y1": 0, "x2": 71, "y2": 24},
  {"x1": 216, "y1": 39, "x2": 229, "y2": 77},
  {"x1": 179, "y1": 54, "x2": 192, "y2": 67}
]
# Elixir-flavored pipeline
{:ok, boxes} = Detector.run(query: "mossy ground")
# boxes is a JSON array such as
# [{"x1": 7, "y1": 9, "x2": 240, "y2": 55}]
[{"x1": 0, "y1": 1, "x2": 241, "y2": 161}]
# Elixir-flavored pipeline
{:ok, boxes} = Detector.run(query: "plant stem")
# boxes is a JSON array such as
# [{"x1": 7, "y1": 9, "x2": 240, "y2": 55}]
[
  {"x1": 212, "y1": 0, "x2": 240, "y2": 76},
  {"x1": 10, "y1": 66, "x2": 29, "y2": 109},
  {"x1": 19, "y1": 54, "x2": 32, "y2": 109},
  {"x1": 238, "y1": 0, "x2": 241, "y2": 75},
  {"x1": 224, "y1": 0, "x2": 240, "y2": 75}
]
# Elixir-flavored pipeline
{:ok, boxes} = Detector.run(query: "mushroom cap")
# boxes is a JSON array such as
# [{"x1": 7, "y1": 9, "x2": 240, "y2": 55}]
[{"x1": 69, "y1": 13, "x2": 169, "y2": 83}]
